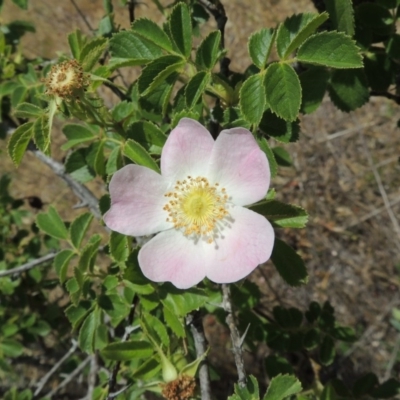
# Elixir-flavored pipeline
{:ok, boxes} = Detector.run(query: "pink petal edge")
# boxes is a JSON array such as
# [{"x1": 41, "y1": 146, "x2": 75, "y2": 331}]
[
  {"x1": 104, "y1": 164, "x2": 171, "y2": 237},
  {"x1": 208, "y1": 127, "x2": 270, "y2": 206},
  {"x1": 161, "y1": 118, "x2": 214, "y2": 181}
]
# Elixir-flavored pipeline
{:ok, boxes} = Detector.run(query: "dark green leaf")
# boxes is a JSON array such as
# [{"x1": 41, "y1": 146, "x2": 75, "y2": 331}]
[
  {"x1": 78, "y1": 307, "x2": 103, "y2": 353},
  {"x1": 325, "y1": 0, "x2": 355, "y2": 36},
  {"x1": 61, "y1": 124, "x2": 96, "y2": 150},
  {"x1": 264, "y1": 63, "x2": 301, "y2": 122},
  {"x1": 249, "y1": 200, "x2": 308, "y2": 228},
  {"x1": 332, "y1": 326, "x2": 357, "y2": 342},
  {"x1": 299, "y1": 67, "x2": 330, "y2": 114},
  {"x1": 54, "y1": 249, "x2": 76, "y2": 283},
  {"x1": 169, "y1": 2, "x2": 192, "y2": 58},
  {"x1": 240, "y1": 74, "x2": 266, "y2": 125},
  {"x1": 185, "y1": 71, "x2": 210, "y2": 109},
  {"x1": 263, "y1": 374, "x2": 302, "y2": 400},
  {"x1": 248, "y1": 28, "x2": 275, "y2": 70},
  {"x1": 353, "y1": 373, "x2": 379, "y2": 397},
  {"x1": 142, "y1": 312, "x2": 170, "y2": 347},
  {"x1": 371, "y1": 379, "x2": 400, "y2": 398},
  {"x1": 195, "y1": 30, "x2": 221, "y2": 70},
  {"x1": 65, "y1": 301, "x2": 93, "y2": 330},
  {"x1": 109, "y1": 231, "x2": 129, "y2": 263},
  {"x1": 272, "y1": 146, "x2": 292, "y2": 167},
  {"x1": 257, "y1": 138, "x2": 278, "y2": 178},
  {"x1": 124, "y1": 249, "x2": 155, "y2": 295},
  {"x1": 11, "y1": 0, "x2": 28, "y2": 9},
  {"x1": 14, "y1": 103, "x2": 43, "y2": 119},
  {"x1": 32, "y1": 115, "x2": 50, "y2": 154},
  {"x1": 328, "y1": 68, "x2": 369, "y2": 112},
  {"x1": 273, "y1": 306, "x2": 303, "y2": 329},
  {"x1": 303, "y1": 328, "x2": 320, "y2": 350},
  {"x1": 364, "y1": 52, "x2": 395, "y2": 91},
  {"x1": 259, "y1": 110, "x2": 299, "y2": 143},
  {"x1": 132, "y1": 18, "x2": 173, "y2": 51},
  {"x1": 265, "y1": 356, "x2": 294, "y2": 379},
  {"x1": 7, "y1": 122, "x2": 33, "y2": 166},
  {"x1": 36, "y1": 206, "x2": 68, "y2": 240},
  {"x1": 65, "y1": 149, "x2": 96, "y2": 183},
  {"x1": 355, "y1": 3, "x2": 394, "y2": 36},
  {"x1": 320, "y1": 335, "x2": 336, "y2": 366},
  {"x1": 70, "y1": 213, "x2": 93, "y2": 249},
  {"x1": 297, "y1": 32, "x2": 363, "y2": 68},
  {"x1": 229, "y1": 375, "x2": 259, "y2": 400},
  {"x1": 109, "y1": 31, "x2": 163, "y2": 62},
  {"x1": 271, "y1": 238, "x2": 308, "y2": 286},
  {"x1": 126, "y1": 121, "x2": 167, "y2": 148},
  {"x1": 79, "y1": 37, "x2": 107, "y2": 72},
  {"x1": 276, "y1": 13, "x2": 329, "y2": 59},
  {"x1": 78, "y1": 234, "x2": 101, "y2": 273},
  {"x1": 123, "y1": 139, "x2": 160, "y2": 172},
  {"x1": 101, "y1": 340, "x2": 153, "y2": 361},
  {"x1": 0, "y1": 339, "x2": 23, "y2": 357},
  {"x1": 138, "y1": 55, "x2": 185, "y2": 96}
]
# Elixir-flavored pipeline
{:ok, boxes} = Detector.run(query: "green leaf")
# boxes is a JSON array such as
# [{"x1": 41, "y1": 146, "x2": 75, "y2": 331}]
[
  {"x1": 0, "y1": 339, "x2": 23, "y2": 357},
  {"x1": 78, "y1": 307, "x2": 104, "y2": 353},
  {"x1": 228, "y1": 375, "x2": 260, "y2": 400},
  {"x1": 263, "y1": 374, "x2": 302, "y2": 400},
  {"x1": 249, "y1": 200, "x2": 308, "y2": 228},
  {"x1": 32, "y1": 115, "x2": 50, "y2": 155},
  {"x1": 259, "y1": 110, "x2": 299, "y2": 143},
  {"x1": 160, "y1": 286, "x2": 209, "y2": 316},
  {"x1": 126, "y1": 121, "x2": 167, "y2": 148},
  {"x1": 111, "y1": 101, "x2": 136, "y2": 123},
  {"x1": 276, "y1": 13, "x2": 329, "y2": 59},
  {"x1": 78, "y1": 234, "x2": 101, "y2": 273},
  {"x1": 185, "y1": 71, "x2": 210, "y2": 109},
  {"x1": 325, "y1": 0, "x2": 355, "y2": 36},
  {"x1": 328, "y1": 68, "x2": 369, "y2": 112},
  {"x1": 65, "y1": 148, "x2": 96, "y2": 183},
  {"x1": 61, "y1": 124, "x2": 96, "y2": 150},
  {"x1": 68, "y1": 29, "x2": 85, "y2": 60},
  {"x1": 248, "y1": 28, "x2": 276, "y2": 70},
  {"x1": 297, "y1": 32, "x2": 363, "y2": 69},
  {"x1": 109, "y1": 31, "x2": 163, "y2": 62},
  {"x1": 11, "y1": 0, "x2": 28, "y2": 9},
  {"x1": 299, "y1": 67, "x2": 330, "y2": 114},
  {"x1": 142, "y1": 312, "x2": 170, "y2": 348},
  {"x1": 79, "y1": 37, "x2": 107, "y2": 72},
  {"x1": 54, "y1": 249, "x2": 76, "y2": 283},
  {"x1": 332, "y1": 325, "x2": 357, "y2": 342},
  {"x1": 124, "y1": 249, "x2": 155, "y2": 295},
  {"x1": 101, "y1": 340, "x2": 153, "y2": 361},
  {"x1": 163, "y1": 306, "x2": 185, "y2": 338},
  {"x1": 355, "y1": 3, "x2": 394, "y2": 36},
  {"x1": 93, "y1": 141, "x2": 106, "y2": 176},
  {"x1": 303, "y1": 328, "x2": 320, "y2": 350},
  {"x1": 320, "y1": 335, "x2": 336, "y2": 366},
  {"x1": 240, "y1": 74, "x2": 266, "y2": 125},
  {"x1": 169, "y1": 2, "x2": 192, "y2": 58},
  {"x1": 65, "y1": 300, "x2": 93, "y2": 330},
  {"x1": 70, "y1": 213, "x2": 93, "y2": 249},
  {"x1": 14, "y1": 103, "x2": 43, "y2": 119},
  {"x1": 106, "y1": 146, "x2": 123, "y2": 175},
  {"x1": 371, "y1": 379, "x2": 400, "y2": 398},
  {"x1": 265, "y1": 356, "x2": 294, "y2": 379},
  {"x1": 7, "y1": 122, "x2": 33, "y2": 166},
  {"x1": 353, "y1": 373, "x2": 379, "y2": 397},
  {"x1": 272, "y1": 146, "x2": 292, "y2": 167},
  {"x1": 36, "y1": 206, "x2": 68, "y2": 240},
  {"x1": 364, "y1": 52, "x2": 395, "y2": 92},
  {"x1": 138, "y1": 55, "x2": 185, "y2": 96},
  {"x1": 109, "y1": 231, "x2": 129, "y2": 263},
  {"x1": 195, "y1": 30, "x2": 221, "y2": 70},
  {"x1": 123, "y1": 139, "x2": 160, "y2": 172},
  {"x1": 257, "y1": 137, "x2": 278, "y2": 178},
  {"x1": 264, "y1": 63, "x2": 301, "y2": 122},
  {"x1": 132, "y1": 18, "x2": 173, "y2": 51},
  {"x1": 271, "y1": 238, "x2": 308, "y2": 286}
]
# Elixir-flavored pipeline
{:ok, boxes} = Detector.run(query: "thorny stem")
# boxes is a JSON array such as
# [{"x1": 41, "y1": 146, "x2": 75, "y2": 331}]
[
  {"x1": 107, "y1": 295, "x2": 139, "y2": 399},
  {"x1": 186, "y1": 312, "x2": 212, "y2": 400},
  {"x1": 222, "y1": 284, "x2": 247, "y2": 388}
]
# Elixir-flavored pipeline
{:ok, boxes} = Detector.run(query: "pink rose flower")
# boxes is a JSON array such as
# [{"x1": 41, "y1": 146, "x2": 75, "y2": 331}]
[{"x1": 104, "y1": 118, "x2": 275, "y2": 289}]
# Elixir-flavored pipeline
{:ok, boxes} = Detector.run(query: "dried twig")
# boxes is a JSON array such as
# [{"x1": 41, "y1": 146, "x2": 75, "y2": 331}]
[
  {"x1": 370, "y1": 90, "x2": 400, "y2": 105},
  {"x1": 34, "y1": 340, "x2": 79, "y2": 396},
  {"x1": 69, "y1": 0, "x2": 95, "y2": 32},
  {"x1": 32, "y1": 150, "x2": 102, "y2": 220},
  {"x1": 0, "y1": 251, "x2": 57, "y2": 278},
  {"x1": 86, "y1": 354, "x2": 98, "y2": 400},
  {"x1": 127, "y1": 0, "x2": 136, "y2": 24},
  {"x1": 107, "y1": 295, "x2": 139, "y2": 399},
  {"x1": 222, "y1": 284, "x2": 247, "y2": 388},
  {"x1": 186, "y1": 312, "x2": 211, "y2": 400},
  {"x1": 45, "y1": 355, "x2": 91, "y2": 398},
  {"x1": 360, "y1": 132, "x2": 400, "y2": 252}
]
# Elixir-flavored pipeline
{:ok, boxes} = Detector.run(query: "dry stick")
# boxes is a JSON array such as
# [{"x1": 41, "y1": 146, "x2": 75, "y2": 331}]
[
  {"x1": 384, "y1": 333, "x2": 400, "y2": 381},
  {"x1": 32, "y1": 150, "x2": 102, "y2": 221},
  {"x1": 359, "y1": 132, "x2": 400, "y2": 252},
  {"x1": 34, "y1": 340, "x2": 79, "y2": 396},
  {"x1": 186, "y1": 312, "x2": 212, "y2": 400},
  {"x1": 0, "y1": 251, "x2": 57, "y2": 278},
  {"x1": 69, "y1": 0, "x2": 95, "y2": 32},
  {"x1": 222, "y1": 284, "x2": 247, "y2": 388},
  {"x1": 127, "y1": 0, "x2": 136, "y2": 24},
  {"x1": 86, "y1": 354, "x2": 98, "y2": 400},
  {"x1": 45, "y1": 355, "x2": 91, "y2": 398},
  {"x1": 107, "y1": 295, "x2": 139, "y2": 400}
]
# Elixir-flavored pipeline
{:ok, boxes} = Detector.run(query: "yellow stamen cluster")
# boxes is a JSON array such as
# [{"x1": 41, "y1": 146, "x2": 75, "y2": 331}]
[
  {"x1": 44, "y1": 60, "x2": 89, "y2": 101},
  {"x1": 163, "y1": 176, "x2": 229, "y2": 243}
]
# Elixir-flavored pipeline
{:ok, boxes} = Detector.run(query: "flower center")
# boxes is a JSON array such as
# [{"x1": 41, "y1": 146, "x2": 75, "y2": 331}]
[{"x1": 163, "y1": 176, "x2": 229, "y2": 243}]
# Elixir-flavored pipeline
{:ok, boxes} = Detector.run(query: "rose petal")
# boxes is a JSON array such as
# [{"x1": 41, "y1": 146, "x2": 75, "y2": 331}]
[
  {"x1": 208, "y1": 128, "x2": 270, "y2": 206},
  {"x1": 138, "y1": 230, "x2": 207, "y2": 289},
  {"x1": 204, "y1": 206, "x2": 274, "y2": 283},
  {"x1": 161, "y1": 118, "x2": 214, "y2": 181},
  {"x1": 104, "y1": 164, "x2": 171, "y2": 236}
]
